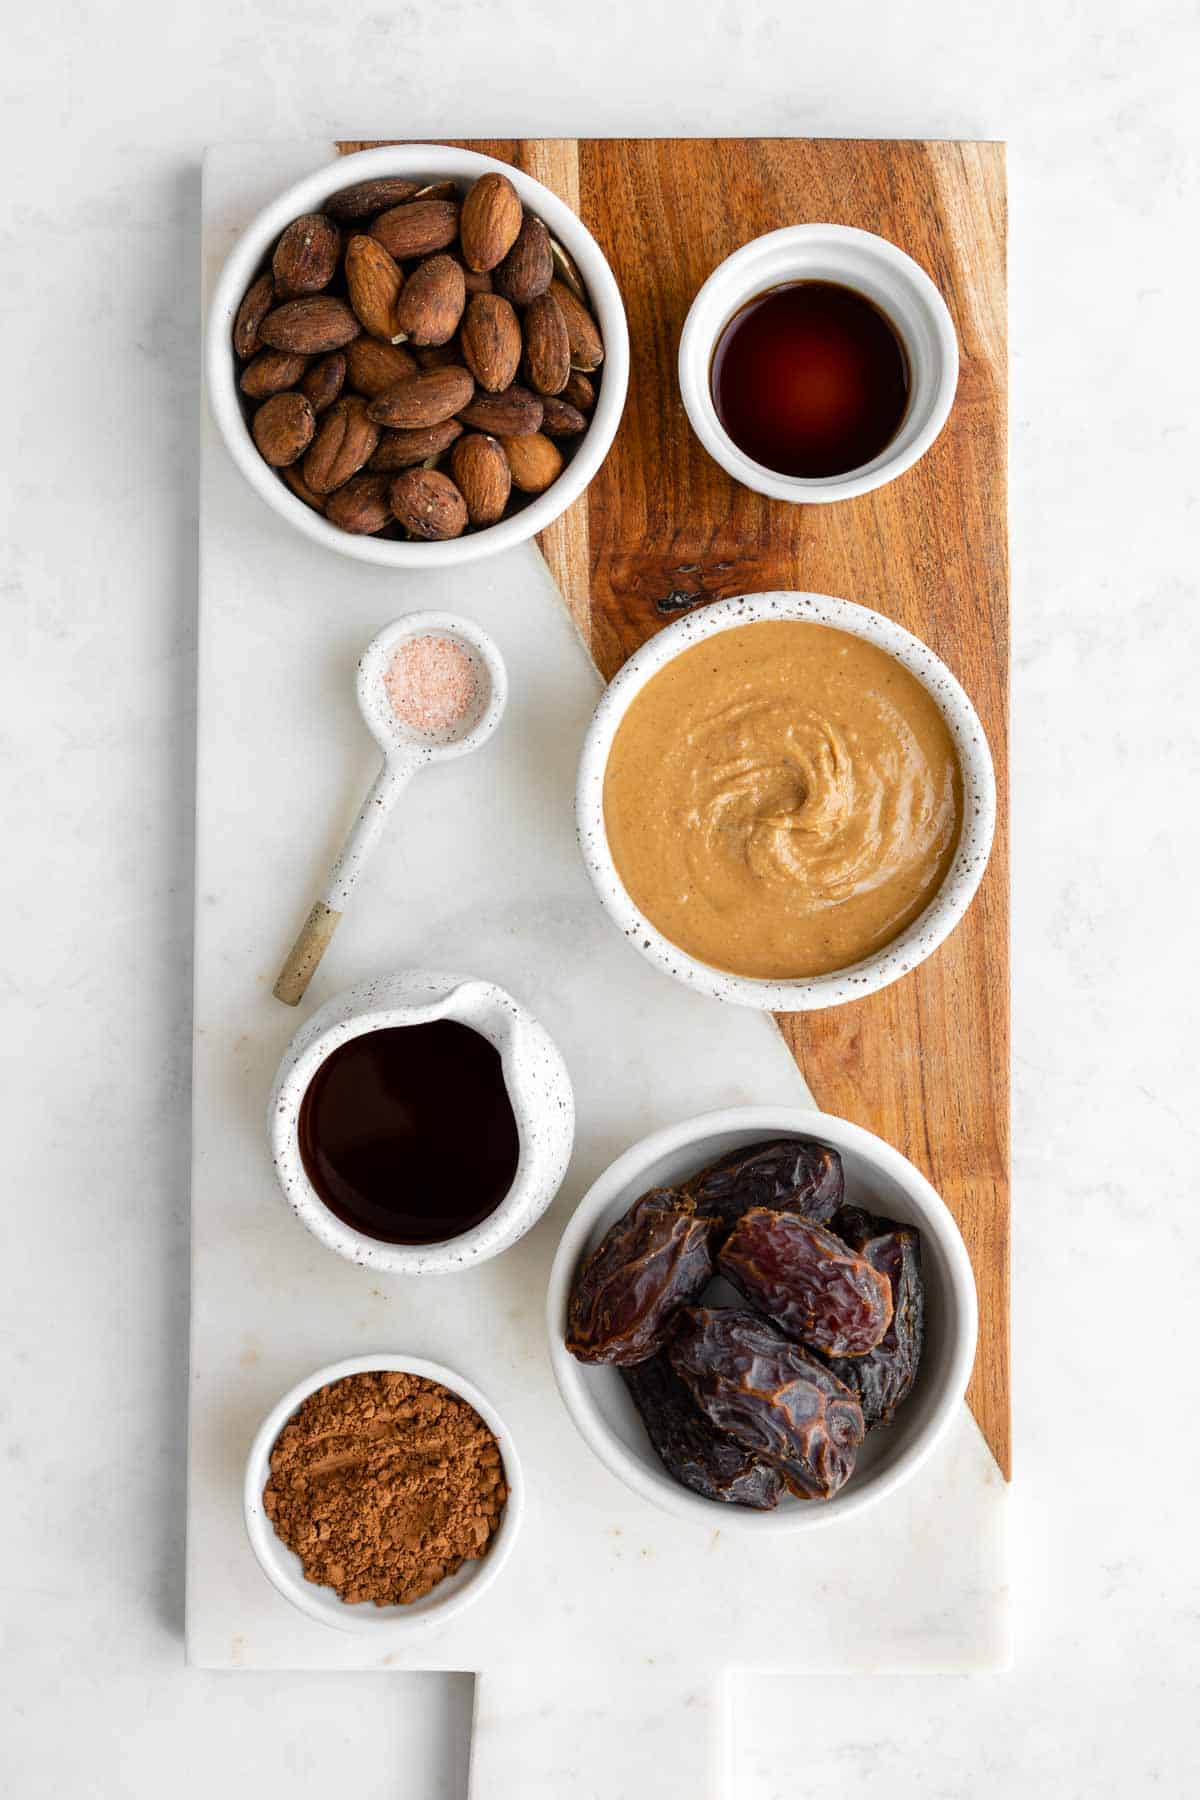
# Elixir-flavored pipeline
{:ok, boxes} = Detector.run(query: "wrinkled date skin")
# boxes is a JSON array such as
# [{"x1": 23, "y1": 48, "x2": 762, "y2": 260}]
[
  {"x1": 669, "y1": 1308, "x2": 864, "y2": 1500},
  {"x1": 683, "y1": 1137, "x2": 844, "y2": 1234},
  {"x1": 821, "y1": 1206, "x2": 925, "y2": 1428},
  {"x1": 566, "y1": 1189, "x2": 716, "y2": 1365},
  {"x1": 719, "y1": 1208, "x2": 893, "y2": 1357},
  {"x1": 622, "y1": 1350, "x2": 783, "y2": 1510}
]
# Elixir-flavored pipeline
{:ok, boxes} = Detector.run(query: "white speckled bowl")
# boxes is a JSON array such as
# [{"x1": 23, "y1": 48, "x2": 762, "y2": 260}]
[
  {"x1": 576, "y1": 591, "x2": 995, "y2": 1011},
  {"x1": 269, "y1": 970, "x2": 575, "y2": 1274},
  {"x1": 207, "y1": 144, "x2": 629, "y2": 568},
  {"x1": 244, "y1": 1353, "x2": 523, "y2": 1634},
  {"x1": 547, "y1": 1107, "x2": 977, "y2": 1532}
]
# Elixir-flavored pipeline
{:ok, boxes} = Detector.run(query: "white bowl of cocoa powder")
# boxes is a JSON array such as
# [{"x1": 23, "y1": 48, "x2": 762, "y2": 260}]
[{"x1": 243, "y1": 1354, "x2": 524, "y2": 1635}]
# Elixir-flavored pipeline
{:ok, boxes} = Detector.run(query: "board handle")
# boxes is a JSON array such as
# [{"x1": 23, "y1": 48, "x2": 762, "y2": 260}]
[{"x1": 273, "y1": 900, "x2": 343, "y2": 1006}]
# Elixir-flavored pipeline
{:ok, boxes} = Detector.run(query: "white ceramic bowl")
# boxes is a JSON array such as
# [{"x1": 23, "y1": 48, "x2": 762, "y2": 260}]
[
  {"x1": 577, "y1": 590, "x2": 995, "y2": 1011},
  {"x1": 547, "y1": 1108, "x2": 977, "y2": 1532},
  {"x1": 207, "y1": 144, "x2": 629, "y2": 567},
  {"x1": 678, "y1": 224, "x2": 958, "y2": 503},
  {"x1": 269, "y1": 969, "x2": 575, "y2": 1275},
  {"x1": 244, "y1": 1353, "x2": 523, "y2": 1634}
]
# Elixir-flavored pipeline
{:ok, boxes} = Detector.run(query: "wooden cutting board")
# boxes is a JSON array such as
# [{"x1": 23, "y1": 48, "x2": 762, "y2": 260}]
[{"x1": 341, "y1": 137, "x2": 1010, "y2": 1478}]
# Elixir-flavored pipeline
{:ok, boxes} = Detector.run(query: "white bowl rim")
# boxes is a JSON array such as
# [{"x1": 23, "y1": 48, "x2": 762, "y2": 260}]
[
  {"x1": 576, "y1": 590, "x2": 996, "y2": 1011},
  {"x1": 677, "y1": 222, "x2": 959, "y2": 504},
  {"x1": 206, "y1": 143, "x2": 629, "y2": 568},
  {"x1": 545, "y1": 1105, "x2": 978, "y2": 1533},
  {"x1": 243, "y1": 1351, "x2": 524, "y2": 1634}
]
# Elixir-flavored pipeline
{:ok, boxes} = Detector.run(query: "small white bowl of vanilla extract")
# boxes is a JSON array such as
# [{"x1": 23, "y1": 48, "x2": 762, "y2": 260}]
[{"x1": 678, "y1": 224, "x2": 958, "y2": 504}]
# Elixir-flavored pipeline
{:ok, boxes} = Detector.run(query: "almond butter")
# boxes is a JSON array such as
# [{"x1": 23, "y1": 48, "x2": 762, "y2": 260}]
[
  {"x1": 325, "y1": 473, "x2": 393, "y2": 535},
  {"x1": 450, "y1": 432, "x2": 512, "y2": 527},
  {"x1": 369, "y1": 420, "x2": 464, "y2": 473},
  {"x1": 367, "y1": 366, "x2": 474, "y2": 430},
  {"x1": 301, "y1": 352, "x2": 346, "y2": 413},
  {"x1": 459, "y1": 172, "x2": 523, "y2": 273},
  {"x1": 521, "y1": 290, "x2": 571, "y2": 396},
  {"x1": 459, "y1": 293, "x2": 521, "y2": 394},
  {"x1": 458, "y1": 382, "x2": 543, "y2": 437},
  {"x1": 325, "y1": 176, "x2": 423, "y2": 222},
  {"x1": 393, "y1": 254, "x2": 466, "y2": 347},
  {"x1": 501, "y1": 431, "x2": 562, "y2": 494},
  {"x1": 259, "y1": 296, "x2": 360, "y2": 355},
  {"x1": 345, "y1": 235, "x2": 405, "y2": 341},
  {"x1": 389, "y1": 468, "x2": 468, "y2": 541},
  {"x1": 233, "y1": 272, "x2": 275, "y2": 360},
  {"x1": 562, "y1": 369, "x2": 596, "y2": 413},
  {"x1": 302, "y1": 395, "x2": 380, "y2": 493},
  {"x1": 239, "y1": 348, "x2": 309, "y2": 399},
  {"x1": 550, "y1": 280, "x2": 604, "y2": 371},
  {"x1": 345, "y1": 337, "x2": 418, "y2": 397},
  {"x1": 252, "y1": 391, "x2": 315, "y2": 466},
  {"x1": 494, "y1": 214, "x2": 553, "y2": 306},
  {"x1": 369, "y1": 199, "x2": 460, "y2": 262},
  {"x1": 272, "y1": 213, "x2": 340, "y2": 298},
  {"x1": 539, "y1": 394, "x2": 587, "y2": 437}
]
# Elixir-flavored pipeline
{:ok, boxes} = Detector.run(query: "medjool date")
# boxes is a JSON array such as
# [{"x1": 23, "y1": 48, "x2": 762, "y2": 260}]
[
  {"x1": 622, "y1": 1351, "x2": 783, "y2": 1510},
  {"x1": 822, "y1": 1207, "x2": 924, "y2": 1428},
  {"x1": 683, "y1": 1137, "x2": 843, "y2": 1233},
  {"x1": 719, "y1": 1208, "x2": 893, "y2": 1357},
  {"x1": 669, "y1": 1308, "x2": 864, "y2": 1501},
  {"x1": 566, "y1": 1188, "x2": 716, "y2": 1365}
]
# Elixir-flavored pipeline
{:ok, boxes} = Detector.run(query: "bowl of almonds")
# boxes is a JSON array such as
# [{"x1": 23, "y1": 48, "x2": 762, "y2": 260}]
[{"x1": 207, "y1": 145, "x2": 629, "y2": 565}]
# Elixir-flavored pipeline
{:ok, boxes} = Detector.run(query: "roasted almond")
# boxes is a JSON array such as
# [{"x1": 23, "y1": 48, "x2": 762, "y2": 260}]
[
  {"x1": 259, "y1": 296, "x2": 360, "y2": 355},
  {"x1": 251, "y1": 391, "x2": 315, "y2": 466},
  {"x1": 369, "y1": 419, "x2": 464, "y2": 472},
  {"x1": 521, "y1": 290, "x2": 571, "y2": 396},
  {"x1": 272, "y1": 213, "x2": 340, "y2": 298},
  {"x1": 239, "y1": 347, "x2": 309, "y2": 399},
  {"x1": 325, "y1": 176, "x2": 423, "y2": 222},
  {"x1": 393, "y1": 254, "x2": 466, "y2": 347},
  {"x1": 539, "y1": 394, "x2": 587, "y2": 437},
  {"x1": 562, "y1": 369, "x2": 596, "y2": 413},
  {"x1": 450, "y1": 432, "x2": 512, "y2": 527},
  {"x1": 494, "y1": 214, "x2": 553, "y2": 305},
  {"x1": 282, "y1": 462, "x2": 326, "y2": 512},
  {"x1": 233, "y1": 272, "x2": 274, "y2": 360},
  {"x1": 458, "y1": 382, "x2": 543, "y2": 437},
  {"x1": 302, "y1": 394, "x2": 379, "y2": 493},
  {"x1": 501, "y1": 430, "x2": 562, "y2": 494},
  {"x1": 415, "y1": 340, "x2": 463, "y2": 370},
  {"x1": 459, "y1": 172, "x2": 523, "y2": 273},
  {"x1": 325, "y1": 473, "x2": 393, "y2": 535},
  {"x1": 300, "y1": 351, "x2": 346, "y2": 413},
  {"x1": 389, "y1": 468, "x2": 468, "y2": 541},
  {"x1": 550, "y1": 280, "x2": 604, "y2": 371},
  {"x1": 412, "y1": 180, "x2": 460, "y2": 203},
  {"x1": 345, "y1": 235, "x2": 405, "y2": 341},
  {"x1": 367, "y1": 366, "x2": 474, "y2": 430},
  {"x1": 369, "y1": 199, "x2": 460, "y2": 261},
  {"x1": 549, "y1": 236, "x2": 587, "y2": 300},
  {"x1": 459, "y1": 293, "x2": 521, "y2": 394},
  {"x1": 460, "y1": 264, "x2": 494, "y2": 296},
  {"x1": 345, "y1": 337, "x2": 418, "y2": 397}
]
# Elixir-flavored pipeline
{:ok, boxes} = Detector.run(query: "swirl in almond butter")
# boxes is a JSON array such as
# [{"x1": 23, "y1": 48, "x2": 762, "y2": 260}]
[{"x1": 602, "y1": 621, "x2": 963, "y2": 980}]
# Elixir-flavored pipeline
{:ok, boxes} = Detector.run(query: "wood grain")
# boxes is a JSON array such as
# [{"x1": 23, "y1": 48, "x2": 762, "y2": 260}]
[{"x1": 339, "y1": 138, "x2": 1010, "y2": 1477}]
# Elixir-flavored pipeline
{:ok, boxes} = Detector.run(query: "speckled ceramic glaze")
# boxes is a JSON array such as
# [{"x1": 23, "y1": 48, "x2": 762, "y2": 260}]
[
  {"x1": 576, "y1": 591, "x2": 995, "y2": 1011},
  {"x1": 269, "y1": 970, "x2": 575, "y2": 1274},
  {"x1": 244, "y1": 1352, "x2": 524, "y2": 1634},
  {"x1": 547, "y1": 1107, "x2": 977, "y2": 1533}
]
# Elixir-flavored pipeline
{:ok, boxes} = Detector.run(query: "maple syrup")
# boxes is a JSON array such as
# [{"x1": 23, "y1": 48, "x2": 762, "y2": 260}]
[
  {"x1": 298, "y1": 1021, "x2": 520, "y2": 1244},
  {"x1": 710, "y1": 281, "x2": 909, "y2": 479}
]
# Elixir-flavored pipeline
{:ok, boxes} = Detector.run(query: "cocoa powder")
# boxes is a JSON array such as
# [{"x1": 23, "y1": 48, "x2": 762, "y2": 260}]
[{"x1": 262, "y1": 1370, "x2": 507, "y2": 1606}]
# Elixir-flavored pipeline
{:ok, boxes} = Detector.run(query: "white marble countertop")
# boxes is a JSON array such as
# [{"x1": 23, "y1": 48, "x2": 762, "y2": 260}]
[{"x1": 2, "y1": 2, "x2": 1198, "y2": 1794}]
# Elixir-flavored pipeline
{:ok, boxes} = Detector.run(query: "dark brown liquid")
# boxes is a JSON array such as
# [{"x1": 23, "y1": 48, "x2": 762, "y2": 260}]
[
  {"x1": 298, "y1": 1021, "x2": 520, "y2": 1245},
  {"x1": 711, "y1": 281, "x2": 909, "y2": 478}
]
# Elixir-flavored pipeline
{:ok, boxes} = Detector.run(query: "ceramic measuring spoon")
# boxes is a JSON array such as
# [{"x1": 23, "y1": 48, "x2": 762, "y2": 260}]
[{"x1": 273, "y1": 612, "x2": 509, "y2": 1006}]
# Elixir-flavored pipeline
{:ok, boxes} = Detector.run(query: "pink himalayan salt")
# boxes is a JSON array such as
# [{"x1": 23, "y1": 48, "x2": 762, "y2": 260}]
[{"x1": 385, "y1": 634, "x2": 478, "y2": 735}]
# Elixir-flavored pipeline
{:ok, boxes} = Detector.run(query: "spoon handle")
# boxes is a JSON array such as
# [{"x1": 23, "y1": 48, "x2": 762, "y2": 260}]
[{"x1": 272, "y1": 757, "x2": 413, "y2": 1007}]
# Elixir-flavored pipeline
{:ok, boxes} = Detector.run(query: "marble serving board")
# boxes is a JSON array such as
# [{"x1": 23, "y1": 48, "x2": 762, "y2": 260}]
[{"x1": 190, "y1": 144, "x2": 1009, "y2": 1797}]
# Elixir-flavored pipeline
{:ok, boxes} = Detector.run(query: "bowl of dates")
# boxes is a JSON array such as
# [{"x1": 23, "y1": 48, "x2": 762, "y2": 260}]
[
  {"x1": 207, "y1": 144, "x2": 629, "y2": 567},
  {"x1": 547, "y1": 1107, "x2": 976, "y2": 1531}
]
